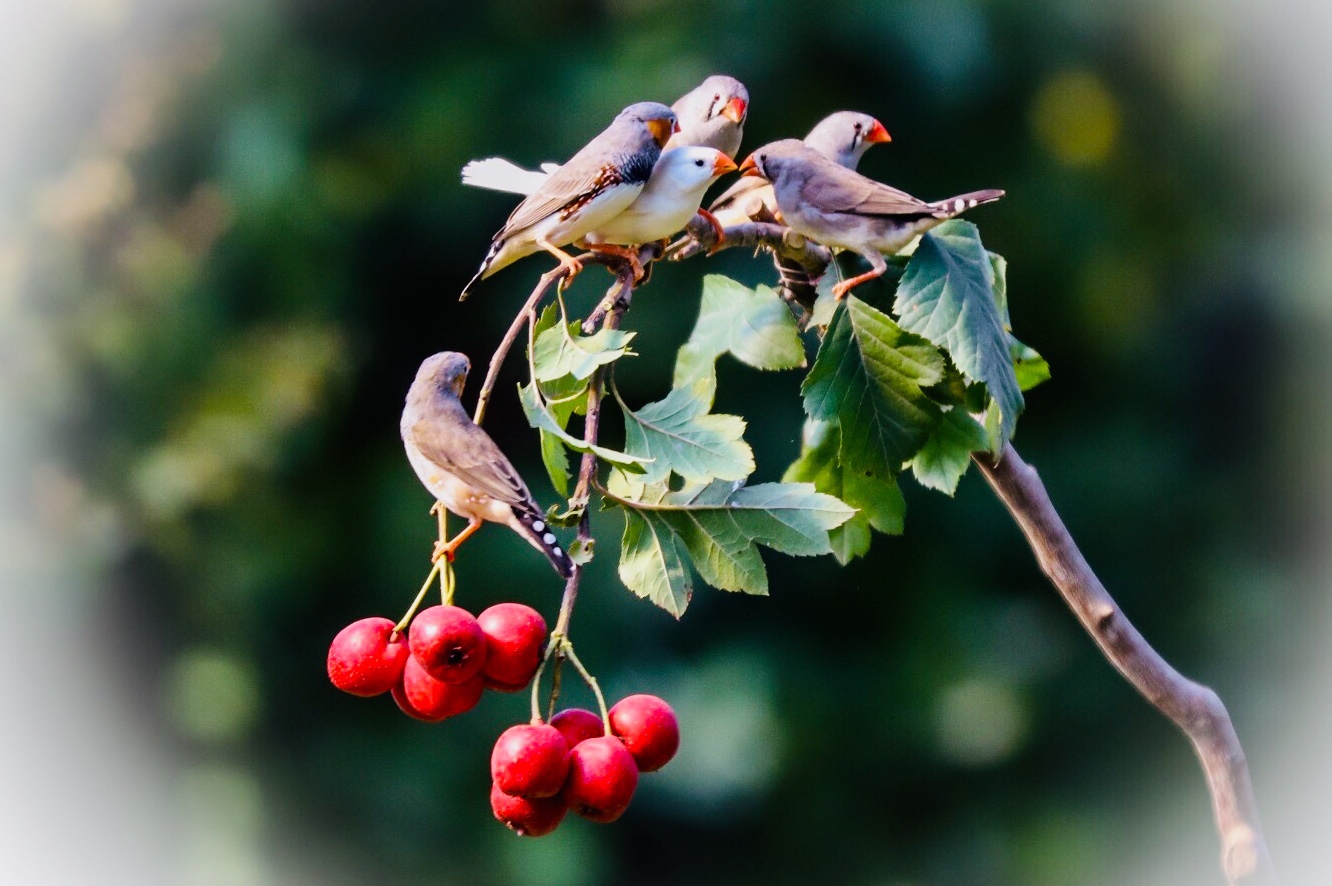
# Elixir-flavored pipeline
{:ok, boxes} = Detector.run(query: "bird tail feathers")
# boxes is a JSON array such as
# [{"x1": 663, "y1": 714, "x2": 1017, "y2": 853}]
[
  {"x1": 510, "y1": 506, "x2": 574, "y2": 579},
  {"x1": 460, "y1": 158, "x2": 551, "y2": 196},
  {"x1": 930, "y1": 189, "x2": 1005, "y2": 217}
]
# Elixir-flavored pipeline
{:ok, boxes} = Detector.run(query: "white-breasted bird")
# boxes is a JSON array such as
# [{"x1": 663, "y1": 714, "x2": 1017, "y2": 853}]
[
  {"x1": 461, "y1": 101, "x2": 677, "y2": 297},
  {"x1": 738, "y1": 139, "x2": 1003, "y2": 299},
  {"x1": 708, "y1": 111, "x2": 891, "y2": 227},
  {"x1": 581, "y1": 146, "x2": 738, "y2": 279},
  {"x1": 401, "y1": 352, "x2": 572, "y2": 578},
  {"x1": 460, "y1": 76, "x2": 748, "y2": 197}
]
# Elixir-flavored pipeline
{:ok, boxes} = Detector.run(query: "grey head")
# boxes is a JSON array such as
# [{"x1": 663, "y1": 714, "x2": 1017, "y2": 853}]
[
  {"x1": 803, "y1": 112, "x2": 892, "y2": 168},
  {"x1": 411, "y1": 351, "x2": 471, "y2": 404},
  {"x1": 741, "y1": 138, "x2": 828, "y2": 185},
  {"x1": 668, "y1": 75, "x2": 749, "y2": 157},
  {"x1": 615, "y1": 101, "x2": 680, "y2": 149}
]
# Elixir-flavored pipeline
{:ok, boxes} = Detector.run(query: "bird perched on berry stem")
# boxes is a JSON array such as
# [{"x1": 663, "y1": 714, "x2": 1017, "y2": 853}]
[
  {"x1": 461, "y1": 101, "x2": 678, "y2": 298},
  {"x1": 460, "y1": 75, "x2": 748, "y2": 196},
  {"x1": 401, "y1": 352, "x2": 572, "y2": 578},
  {"x1": 738, "y1": 139, "x2": 1003, "y2": 299}
]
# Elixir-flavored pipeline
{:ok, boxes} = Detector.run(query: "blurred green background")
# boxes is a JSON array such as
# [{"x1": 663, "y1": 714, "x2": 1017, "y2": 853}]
[{"x1": 3, "y1": 0, "x2": 1330, "y2": 883}]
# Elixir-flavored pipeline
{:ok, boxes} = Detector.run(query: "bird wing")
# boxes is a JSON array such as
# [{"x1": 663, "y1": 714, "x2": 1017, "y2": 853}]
[
  {"x1": 800, "y1": 164, "x2": 939, "y2": 219},
  {"x1": 497, "y1": 148, "x2": 624, "y2": 236},
  {"x1": 409, "y1": 415, "x2": 536, "y2": 509}
]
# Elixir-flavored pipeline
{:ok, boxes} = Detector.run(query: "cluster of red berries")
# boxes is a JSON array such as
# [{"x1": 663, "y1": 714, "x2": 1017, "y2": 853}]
[
  {"x1": 326, "y1": 602, "x2": 546, "y2": 720},
  {"x1": 490, "y1": 694, "x2": 679, "y2": 836}
]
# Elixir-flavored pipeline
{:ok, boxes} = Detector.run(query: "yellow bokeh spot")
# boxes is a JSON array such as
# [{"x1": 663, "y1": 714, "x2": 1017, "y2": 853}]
[{"x1": 1031, "y1": 70, "x2": 1121, "y2": 167}]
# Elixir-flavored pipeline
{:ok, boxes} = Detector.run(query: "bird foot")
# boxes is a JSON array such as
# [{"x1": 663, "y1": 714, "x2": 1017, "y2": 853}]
[
  {"x1": 431, "y1": 539, "x2": 458, "y2": 564},
  {"x1": 695, "y1": 209, "x2": 727, "y2": 255}
]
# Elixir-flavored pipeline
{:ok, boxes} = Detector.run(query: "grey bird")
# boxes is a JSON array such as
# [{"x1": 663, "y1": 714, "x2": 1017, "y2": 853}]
[
  {"x1": 664, "y1": 74, "x2": 748, "y2": 158},
  {"x1": 402, "y1": 352, "x2": 572, "y2": 578},
  {"x1": 708, "y1": 111, "x2": 891, "y2": 227},
  {"x1": 738, "y1": 139, "x2": 1003, "y2": 299},
  {"x1": 461, "y1": 101, "x2": 678, "y2": 298},
  {"x1": 460, "y1": 76, "x2": 748, "y2": 197}
]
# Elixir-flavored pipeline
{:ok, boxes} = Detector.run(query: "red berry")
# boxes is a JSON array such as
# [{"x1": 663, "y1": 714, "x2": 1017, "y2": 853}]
[
  {"x1": 408, "y1": 605, "x2": 487, "y2": 684},
  {"x1": 609, "y1": 694, "x2": 680, "y2": 772},
  {"x1": 491, "y1": 724, "x2": 570, "y2": 798},
  {"x1": 561, "y1": 735, "x2": 638, "y2": 823},
  {"x1": 490, "y1": 782, "x2": 566, "y2": 837},
  {"x1": 477, "y1": 603, "x2": 547, "y2": 689},
  {"x1": 391, "y1": 655, "x2": 484, "y2": 722},
  {"x1": 327, "y1": 617, "x2": 409, "y2": 697},
  {"x1": 550, "y1": 707, "x2": 605, "y2": 748}
]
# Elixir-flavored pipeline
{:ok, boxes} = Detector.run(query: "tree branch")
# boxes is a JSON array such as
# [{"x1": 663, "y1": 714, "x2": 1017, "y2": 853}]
[
  {"x1": 972, "y1": 444, "x2": 1277, "y2": 885},
  {"x1": 666, "y1": 214, "x2": 832, "y2": 316}
]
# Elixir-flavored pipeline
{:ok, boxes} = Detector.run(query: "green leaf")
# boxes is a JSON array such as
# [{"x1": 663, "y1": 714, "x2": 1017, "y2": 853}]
[
  {"x1": 620, "y1": 379, "x2": 755, "y2": 485},
  {"x1": 784, "y1": 418, "x2": 906, "y2": 563},
  {"x1": 535, "y1": 385, "x2": 586, "y2": 496},
  {"x1": 803, "y1": 297, "x2": 944, "y2": 483},
  {"x1": 517, "y1": 382, "x2": 650, "y2": 472},
  {"x1": 607, "y1": 479, "x2": 855, "y2": 616},
  {"x1": 532, "y1": 316, "x2": 635, "y2": 382},
  {"x1": 910, "y1": 406, "x2": 987, "y2": 495},
  {"x1": 673, "y1": 275, "x2": 805, "y2": 401},
  {"x1": 1011, "y1": 337, "x2": 1051, "y2": 391},
  {"x1": 895, "y1": 220, "x2": 1023, "y2": 450}
]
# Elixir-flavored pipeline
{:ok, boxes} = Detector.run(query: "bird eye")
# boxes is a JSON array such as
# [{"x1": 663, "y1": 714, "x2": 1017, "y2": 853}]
[
  {"x1": 694, "y1": 158, "x2": 705, "y2": 167},
  {"x1": 854, "y1": 122, "x2": 863, "y2": 131},
  {"x1": 713, "y1": 93, "x2": 721, "y2": 102}
]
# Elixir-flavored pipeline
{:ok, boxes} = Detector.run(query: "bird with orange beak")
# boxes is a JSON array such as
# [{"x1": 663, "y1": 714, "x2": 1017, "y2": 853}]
[
  {"x1": 582, "y1": 146, "x2": 739, "y2": 280},
  {"x1": 461, "y1": 101, "x2": 678, "y2": 297},
  {"x1": 709, "y1": 111, "x2": 891, "y2": 227},
  {"x1": 738, "y1": 139, "x2": 1003, "y2": 299},
  {"x1": 460, "y1": 76, "x2": 750, "y2": 198}
]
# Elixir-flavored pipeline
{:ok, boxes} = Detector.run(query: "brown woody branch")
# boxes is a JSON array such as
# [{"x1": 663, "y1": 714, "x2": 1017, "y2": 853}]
[{"x1": 973, "y1": 444, "x2": 1277, "y2": 885}]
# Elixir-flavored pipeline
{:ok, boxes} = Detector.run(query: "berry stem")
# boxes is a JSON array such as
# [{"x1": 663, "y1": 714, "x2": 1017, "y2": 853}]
[
  {"x1": 394, "y1": 558, "x2": 441, "y2": 637},
  {"x1": 557, "y1": 639, "x2": 610, "y2": 735},
  {"x1": 528, "y1": 632, "x2": 562, "y2": 724}
]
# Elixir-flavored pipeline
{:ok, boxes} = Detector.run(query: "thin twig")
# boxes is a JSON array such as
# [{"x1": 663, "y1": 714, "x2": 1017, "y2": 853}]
[
  {"x1": 666, "y1": 214, "x2": 833, "y2": 314},
  {"x1": 972, "y1": 444, "x2": 1277, "y2": 886},
  {"x1": 472, "y1": 252, "x2": 636, "y2": 426},
  {"x1": 543, "y1": 263, "x2": 636, "y2": 714}
]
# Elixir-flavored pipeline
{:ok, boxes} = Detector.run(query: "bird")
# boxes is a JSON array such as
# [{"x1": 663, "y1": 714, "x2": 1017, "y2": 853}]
[
  {"x1": 461, "y1": 101, "x2": 678, "y2": 297},
  {"x1": 401, "y1": 352, "x2": 573, "y2": 578},
  {"x1": 663, "y1": 74, "x2": 748, "y2": 158},
  {"x1": 581, "y1": 146, "x2": 738, "y2": 280},
  {"x1": 460, "y1": 76, "x2": 748, "y2": 196},
  {"x1": 708, "y1": 111, "x2": 891, "y2": 227},
  {"x1": 738, "y1": 139, "x2": 1003, "y2": 299}
]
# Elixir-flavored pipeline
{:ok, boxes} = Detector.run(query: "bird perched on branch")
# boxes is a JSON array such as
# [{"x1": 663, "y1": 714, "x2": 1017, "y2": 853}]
[
  {"x1": 401, "y1": 352, "x2": 572, "y2": 578},
  {"x1": 461, "y1": 76, "x2": 748, "y2": 197},
  {"x1": 738, "y1": 139, "x2": 1003, "y2": 299},
  {"x1": 708, "y1": 111, "x2": 891, "y2": 227},
  {"x1": 582, "y1": 146, "x2": 737, "y2": 280},
  {"x1": 461, "y1": 101, "x2": 678, "y2": 297}
]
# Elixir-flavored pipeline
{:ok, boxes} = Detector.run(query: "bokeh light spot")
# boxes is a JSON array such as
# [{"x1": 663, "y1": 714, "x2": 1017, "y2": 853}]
[
  {"x1": 166, "y1": 648, "x2": 260, "y2": 744},
  {"x1": 1031, "y1": 70, "x2": 1121, "y2": 166},
  {"x1": 934, "y1": 677, "x2": 1029, "y2": 766}
]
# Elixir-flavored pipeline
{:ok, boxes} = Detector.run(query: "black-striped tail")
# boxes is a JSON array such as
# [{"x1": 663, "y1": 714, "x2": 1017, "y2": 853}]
[
  {"x1": 512, "y1": 506, "x2": 574, "y2": 579},
  {"x1": 460, "y1": 237, "x2": 505, "y2": 301},
  {"x1": 930, "y1": 189, "x2": 1005, "y2": 217}
]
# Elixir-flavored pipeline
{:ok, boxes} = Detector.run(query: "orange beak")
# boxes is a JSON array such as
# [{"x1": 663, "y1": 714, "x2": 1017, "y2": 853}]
[
  {"x1": 738, "y1": 154, "x2": 761, "y2": 177},
  {"x1": 720, "y1": 96, "x2": 747, "y2": 125},
  {"x1": 712, "y1": 153, "x2": 738, "y2": 176},
  {"x1": 647, "y1": 117, "x2": 675, "y2": 147},
  {"x1": 867, "y1": 119, "x2": 892, "y2": 144}
]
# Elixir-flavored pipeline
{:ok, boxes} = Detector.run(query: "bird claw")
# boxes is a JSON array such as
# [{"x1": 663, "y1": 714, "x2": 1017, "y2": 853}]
[
  {"x1": 695, "y1": 209, "x2": 727, "y2": 256},
  {"x1": 431, "y1": 540, "x2": 457, "y2": 564},
  {"x1": 831, "y1": 280, "x2": 854, "y2": 300}
]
